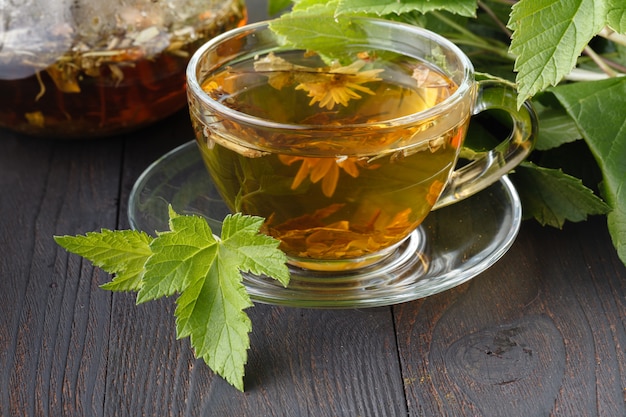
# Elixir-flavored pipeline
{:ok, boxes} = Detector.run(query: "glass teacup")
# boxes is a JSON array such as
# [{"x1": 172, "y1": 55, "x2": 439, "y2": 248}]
[{"x1": 186, "y1": 17, "x2": 536, "y2": 272}]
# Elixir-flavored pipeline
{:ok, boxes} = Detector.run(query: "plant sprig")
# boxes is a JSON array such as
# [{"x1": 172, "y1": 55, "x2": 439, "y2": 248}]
[
  {"x1": 55, "y1": 207, "x2": 289, "y2": 391},
  {"x1": 268, "y1": 0, "x2": 626, "y2": 266}
]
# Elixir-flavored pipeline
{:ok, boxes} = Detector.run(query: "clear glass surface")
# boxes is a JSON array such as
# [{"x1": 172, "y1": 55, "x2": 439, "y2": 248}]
[
  {"x1": 185, "y1": 18, "x2": 535, "y2": 271},
  {"x1": 128, "y1": 141, "x2": 523, "y2": 308}
]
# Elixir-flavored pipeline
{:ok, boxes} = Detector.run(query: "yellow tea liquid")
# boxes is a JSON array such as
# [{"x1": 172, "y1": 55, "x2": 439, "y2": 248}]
[{"x1": 193, "y1": 51, "x2": 469, "y2": 264}]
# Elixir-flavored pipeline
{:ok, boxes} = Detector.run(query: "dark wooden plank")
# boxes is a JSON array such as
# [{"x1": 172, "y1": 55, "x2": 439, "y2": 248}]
[
  {"x1": 103, "y1": 111, "x2": 198, "y2": 417},
  {"x1": 395, "y1": 217, "x2": 626, "y2": 417},
  {"x1": 4, "y1": 1, "x2": 625, "y2": 414},
  {"x1": 103, "y1": 302, "x2": 408, "y2": 416},
  {"x1": 238, "y1": 305, "x2": 407, "y2": 416},
  {"x1": 0, "y1": 132, "x2": 124, "y2": 416}
]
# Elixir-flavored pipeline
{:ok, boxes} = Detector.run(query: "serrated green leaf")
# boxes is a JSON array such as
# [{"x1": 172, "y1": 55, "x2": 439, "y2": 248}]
[
  {"x1": 221, "y1": 214, "x2": 291, "y2": 286},
  {"x1": 137, "y1": 214, "x2": 218, "y2": 303},
  {"x1": 534, "y1": 141, "x2": 604, "y2": 191},
  {"x1": 54, "y1": 230, "x2": 152, "y2": 292},
  {"x1": 607, "y1": 0, "x2": 626, "y2": 32},
  {"x1": 138, "y1": 208, "x2": 288, "y2": 391},
  {"x1": 269, "y1": 3, "x2": 368, "y2": 59},
  {"x1": 335, "y1": 0, "x2": 477, "y2": 18},
  {"x1": 508, "y1": 0, "x2": 607, "y2": 107},
  {"x1": 174, "y1": 257, "x2": 252, "y2": 392},
  {"x1": 221, "y1": 212, "x2": 266, "y2": 239},
  {"x1": 292, "y1": 0, "x2": 334, "y2": 11},
  {"x1": 550, "y1": 76, "x2": 626, "y2": 265},
  {"x1": 55, "y1": 206, "x2": 289, "y2": 391},
  {"x1": 270, "y1": 0, "x2": 476, "y2": 62},
  {"x1": 512, "y1": 162, "x2": 611, "y2": 227}
]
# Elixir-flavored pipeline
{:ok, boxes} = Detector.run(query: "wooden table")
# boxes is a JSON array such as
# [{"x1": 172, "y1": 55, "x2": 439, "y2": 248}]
[{"x1": 2, "y1": 3, "x2": 626, "y2": 416}]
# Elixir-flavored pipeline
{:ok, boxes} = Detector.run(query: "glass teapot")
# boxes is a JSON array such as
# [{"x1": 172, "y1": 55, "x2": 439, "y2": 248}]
[{"x1": 0, "y1": 0, "x2": 246, "y2": 138}]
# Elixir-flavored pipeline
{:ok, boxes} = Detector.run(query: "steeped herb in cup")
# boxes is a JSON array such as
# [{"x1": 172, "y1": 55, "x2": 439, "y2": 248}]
[
  {"x1": 187, "y1": 17, "x2": 536, "y2": 271},
  {"x1": 197, "y1": 50, "x2": 467, "y2": 266}
]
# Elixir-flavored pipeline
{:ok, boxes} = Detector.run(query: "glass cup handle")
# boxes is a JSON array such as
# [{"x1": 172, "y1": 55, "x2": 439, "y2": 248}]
[{"x1": 433, "y1": 79, "x2": 538, "y2": 209}]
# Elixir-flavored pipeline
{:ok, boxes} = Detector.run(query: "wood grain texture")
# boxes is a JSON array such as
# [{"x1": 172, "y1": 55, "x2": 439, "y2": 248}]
[
  {"x1": 0, "y1": 133, "x2": 123, "y2": 416},
  {"x1": 115, "y1": 305, "x2": 408, "y2": 417},
  {"x1": 2, "y1": 1, "x2": 626, "y2": 414},
  {"x1": 2, "y1": 113, "x2": 626, "y2": 417},
  {"x1": 394, "y1": 218, "x2": 626, "y2": 417}
]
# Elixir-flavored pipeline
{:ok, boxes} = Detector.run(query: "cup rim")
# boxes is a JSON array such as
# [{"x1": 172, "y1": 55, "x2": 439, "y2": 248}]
[{"x1": 186, "y1": 17, "x2": 475, "y2": 131}]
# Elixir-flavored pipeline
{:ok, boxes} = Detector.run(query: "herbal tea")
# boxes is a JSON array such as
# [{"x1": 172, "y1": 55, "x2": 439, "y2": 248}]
[
  {"x1": 0, "y1": 0, "x2": 245, "y2": 137},
  {"x1": 192, "y1": 51, "x2": 470, "y2": 266}
]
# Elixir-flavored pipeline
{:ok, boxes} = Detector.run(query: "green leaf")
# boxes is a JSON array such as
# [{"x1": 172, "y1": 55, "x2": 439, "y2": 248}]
[
  {"x1": 220, "y1": 213, "x2": 291, "y2": 287},
  {"x1": 512, "y1": 162, "x2": 611, "y2": 227},
  {"x1": 137, "y1": 211, "x2": 219, "y2": 303},
  {"x1": 54, "y1": 230, "x2": 152, "y2": 292},
  {"x1": 533, "y1": 101, "x2": 582, "y2": 150},
  {"x1": 269, "y1": 2, "x2": 366, "y2": 59},
  {"x1": 335, "y1": 0, "x2": 477, "y2": 18},
  {"x1": 607, "y1": 0, "x2": 626, "y2": 32},
  {"x1": 270, "y1": 0, "x2": 477, "y2": 61},
  {"x1": 291, "y1": 0, "x2": 334, "y2": 10},
  {"x1": 56, "y1": 207, "x2": 289, "y2": 391},
  {"x1": 508, "y1": 0, "x2": 607, "y2": 106},
  {"x1": 550, "y1": 76, "x2": 626, "y2": 265},
  {"x1": 173, "y1": 255, "x2": 252, "y2": 392},
  {"x1": 268, "y1": 0, "x2": 293, "y2": 16},
  {"x1": 139, "y1": 209, "x2": 289, "y2": 391},
  {"x1": 534, "y1": 141, "x2": 604, "y2": 192}
]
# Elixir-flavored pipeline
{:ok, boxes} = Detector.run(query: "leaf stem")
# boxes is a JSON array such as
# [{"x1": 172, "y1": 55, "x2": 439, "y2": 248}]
[
  {"x1": 430, "y1": 11, "x2": 514, "y2": 61},
  {"x1": 564, "y1": 68, "x2": 611, "y2": 82},
  {"x1": 477, "y1": 0, "x2": 512, "y2": 37},
  {"x1": 583, "y1": 46, "x2": 619, "y2": 77},
  {"x1": 598, "y1": 27, "x2": 626, "y2": 48},
  {"x1": 430, "y1": 11, "x2": 482, "y2": 43},
  {"x1": 602, "y1": 57, "x2": 626, "y2": 74}
]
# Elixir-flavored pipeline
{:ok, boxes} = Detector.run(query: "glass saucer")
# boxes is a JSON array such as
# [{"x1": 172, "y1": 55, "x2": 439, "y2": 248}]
[{"x1": 129, "y1": 141, "x2": 522, "y2": 308}]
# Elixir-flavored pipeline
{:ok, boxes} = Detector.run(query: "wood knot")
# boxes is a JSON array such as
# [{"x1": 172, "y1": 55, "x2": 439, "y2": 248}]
[{"x1": 445, "y1": 316, "x2": 563, "y2": 385}]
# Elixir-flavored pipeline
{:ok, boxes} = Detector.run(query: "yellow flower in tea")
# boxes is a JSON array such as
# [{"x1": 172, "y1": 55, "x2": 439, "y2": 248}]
[
  {"x1": 411, "y1": 63, "x2": 456, "y2": 110},
  {"x1": 252, "y1": 53, "x2": 383, "y2": 110},
  {"x1": 295, "y1": 60, "x2": 383, "y2": 110},
  {"x1": 267, "y1": 204, "x2": 417, "y2": 260},
  {"x1": 426, "y1": 179, "x2": 445, "y2": 207},
  {"x1": 279, "y1": 155, "x2": 363, "y2": 197}
]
